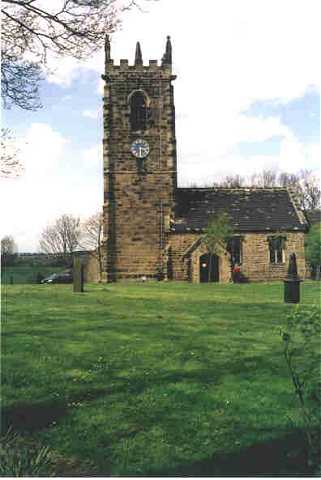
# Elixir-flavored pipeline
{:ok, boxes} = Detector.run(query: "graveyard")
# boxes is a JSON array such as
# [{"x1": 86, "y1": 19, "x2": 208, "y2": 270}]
[{"x1": 2, "y1": 280, "x2": 320, "y2": 476}]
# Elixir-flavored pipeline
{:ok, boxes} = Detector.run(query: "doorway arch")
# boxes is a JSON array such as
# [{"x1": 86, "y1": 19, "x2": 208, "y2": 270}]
[{"x1": 199, "y1": 253, "x2": 219, "y2": 282}]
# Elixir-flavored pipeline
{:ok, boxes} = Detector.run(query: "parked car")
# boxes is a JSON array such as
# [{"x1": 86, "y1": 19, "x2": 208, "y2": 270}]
[{"x1": 41, "y1": 271, "x2": 73, "y2": 284}]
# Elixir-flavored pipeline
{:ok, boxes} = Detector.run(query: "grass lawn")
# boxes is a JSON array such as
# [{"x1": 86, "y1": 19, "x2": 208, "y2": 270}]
[{"x1": 1, "y1": 281, "x2": 320, "y2": 475}]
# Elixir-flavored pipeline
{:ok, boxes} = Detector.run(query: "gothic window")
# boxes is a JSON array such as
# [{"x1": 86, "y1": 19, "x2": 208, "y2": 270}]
[
  {"x1": 129, "y1": 91, "x2": 148, "y2": 131},
  {"x1": 227, "y1": 236, "x2": 242, "y2": 265},
  {"x1": 268, "y1": 236, "x2": 286, "y2": 264}
]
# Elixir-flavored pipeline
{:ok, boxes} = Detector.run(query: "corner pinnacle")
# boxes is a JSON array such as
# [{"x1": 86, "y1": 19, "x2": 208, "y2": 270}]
[
  {"x1": 162, "y1": 35, "x2": 172, "y2": 66},
  {"x1": 105, "y1": 34, "x2": 111, "y2": 63},
  {"x1": 135, "y1": 41, "x2": 143, "y2": 65}
]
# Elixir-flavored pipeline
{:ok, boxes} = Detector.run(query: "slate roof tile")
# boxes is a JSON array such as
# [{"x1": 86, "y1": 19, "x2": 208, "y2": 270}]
[{"x1": 172, "y1": 187, "x2": 308, "y2": 233}]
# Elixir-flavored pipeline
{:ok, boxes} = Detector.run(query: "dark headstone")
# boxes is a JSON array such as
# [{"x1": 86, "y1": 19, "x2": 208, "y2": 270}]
[
  {"x1": 287, "y1": 253, "x2": 298, "y2": 279},
  {"x1": 73, "y1": 256, "x2": 84, "y2": 293},
  {"x1": 284, "y1": 253, "x2": 301, "y2": 303}
]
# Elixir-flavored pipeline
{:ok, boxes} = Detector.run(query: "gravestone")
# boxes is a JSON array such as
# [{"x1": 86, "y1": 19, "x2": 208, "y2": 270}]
[
  {"x1": 73, "y1": 256, "x2": 84, "y2": 293},
  {"x1": 284, "y1": 253, "x2": 301, "y2": 303}
]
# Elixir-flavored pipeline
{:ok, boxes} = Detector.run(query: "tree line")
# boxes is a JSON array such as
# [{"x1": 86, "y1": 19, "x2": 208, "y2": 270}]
[
  {"x1": 209, "y1": 168, "x2": 320, "y2": 212},
  {"x1": 1, "y1": 212, "x2": 104, "y2": 278},
  {"x1": 39, "y1": 212, "x2": 104, "y2": 280}
]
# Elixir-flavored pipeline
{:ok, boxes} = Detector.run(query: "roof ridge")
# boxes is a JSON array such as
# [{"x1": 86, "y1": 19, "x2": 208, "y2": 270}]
[{"x1": 177, "y1": 186, "x2": 289, "y2": 191}]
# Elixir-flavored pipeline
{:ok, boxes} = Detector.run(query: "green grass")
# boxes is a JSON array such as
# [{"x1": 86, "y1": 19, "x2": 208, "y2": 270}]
[{"x1": 1, "y1": 281, "x2": 320, "y2": 475}]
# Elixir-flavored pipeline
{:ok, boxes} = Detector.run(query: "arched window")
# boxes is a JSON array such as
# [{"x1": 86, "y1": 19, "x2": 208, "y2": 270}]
[
  {"x1": 268, "y1": 235, "x2": 286, "y2": 264},
  {"x1": 129, "y1": 91, "x2": 148, "y2": 131}
]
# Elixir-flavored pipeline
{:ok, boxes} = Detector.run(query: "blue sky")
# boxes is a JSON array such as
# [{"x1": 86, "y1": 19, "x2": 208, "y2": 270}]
[
  {"x1": 1, "y1": 0, "x2": 320, "y2": 251},
  {"x1": 237, "y1": 88, "x2": 320, "y2": 158},
  {"x1": 244, "y1": 87, "x2": 320, "y2": 144},
  {"x1": 4, "y1": 72, "x2": 102, "y2": 150}
]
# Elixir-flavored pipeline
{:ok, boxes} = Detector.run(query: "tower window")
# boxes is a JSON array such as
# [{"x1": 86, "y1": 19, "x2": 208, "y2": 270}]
[
  {"x1": 129, "y1": 91, "x2": 148, "y2": 131},
  {"x1": 268, "y1": 236, "x2": 286, "y2": 264}
]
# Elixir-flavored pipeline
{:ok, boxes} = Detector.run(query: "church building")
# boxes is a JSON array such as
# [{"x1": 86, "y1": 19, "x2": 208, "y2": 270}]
[{"x1": 99, "y1": 36, "x2": 308, "y2": 283}]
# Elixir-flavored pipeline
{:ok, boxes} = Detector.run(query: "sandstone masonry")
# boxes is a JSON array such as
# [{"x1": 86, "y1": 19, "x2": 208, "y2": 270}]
[{"x1": 99, "y1": 37, "x2": 308, "y2": 283}]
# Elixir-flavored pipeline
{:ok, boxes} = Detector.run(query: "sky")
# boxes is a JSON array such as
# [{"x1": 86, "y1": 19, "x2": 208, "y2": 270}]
[{"x1": 1, "y1": 0, "x2": 320, "y2": 252}]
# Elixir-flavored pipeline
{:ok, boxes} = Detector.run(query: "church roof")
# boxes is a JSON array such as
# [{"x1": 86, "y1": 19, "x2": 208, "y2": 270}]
[
  {"x1": 172, "y1": 187, "x2": 308, "y2": 233},
  {"x1": 305, "y1": 209, "x2": 321, "y2": 225}
]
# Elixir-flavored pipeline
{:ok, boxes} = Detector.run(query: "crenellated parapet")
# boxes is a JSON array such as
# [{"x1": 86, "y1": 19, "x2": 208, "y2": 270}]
[{"x1": 102, "y1": 36, "x2": 175, "y2": 80}]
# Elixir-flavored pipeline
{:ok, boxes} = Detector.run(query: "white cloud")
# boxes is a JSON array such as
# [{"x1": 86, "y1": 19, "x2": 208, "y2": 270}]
[
  {"x1": 82, "y1": 144, "x2": 103, "y2": 167},
  {"x1": 46, "y1": 57, "x2": 83, "y2": 87},
  {"x1": 178, "y1": 133, "x2": 320, "y2": 186},
  {"x1": 45, "y1": 0, "x2": 320, "y2": 100},
  {"x1": 43, "y1": 0, "x2": 320, "y2": 177},
  {"x1": 82, "y1": 108, "x2": 100, "y2": 120},
  {"x1": 3, "y1": 0, "x2": 320, "y2": 250},
  {"x1": 22, "y1": 123, "x2": 68, "y2": 177},
  {"x1": 0, "y1": 124, "x2": 103, "y2": 251}
]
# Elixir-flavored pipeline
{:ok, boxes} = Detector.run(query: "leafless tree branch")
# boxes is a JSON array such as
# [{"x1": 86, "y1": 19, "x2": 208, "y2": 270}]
[
  {"x1": 1, "y1": 0, "x2": 153, "y2": 110},
  {"x1": 0, "y1": 128, "x2": 24, "y2": 178},
  {"x1": 213, "y1": 169, "x2": 320, "y2": 211},
  {"x1": 39, "y1": 214, "x2": 81, "y2": 262},
  {"x1": 79, "y1": 212, "x2": 104, "y2": 281}
]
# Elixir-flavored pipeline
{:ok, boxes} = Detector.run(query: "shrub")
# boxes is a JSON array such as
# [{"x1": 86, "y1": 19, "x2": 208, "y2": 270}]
[
  {"x1": 280, "y1": 305, "x2": 321, "y2": 471},
  {"x1": 305, "y1": 223, "x2": 321, "y2": 279}
]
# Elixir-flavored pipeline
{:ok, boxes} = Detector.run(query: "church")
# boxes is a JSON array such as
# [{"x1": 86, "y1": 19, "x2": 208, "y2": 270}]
[{"x1": 95, "y1": 36, "x2": 308, "y2": 283}]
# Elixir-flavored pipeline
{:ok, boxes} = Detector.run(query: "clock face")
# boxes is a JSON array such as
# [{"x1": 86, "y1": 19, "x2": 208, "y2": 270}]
[{"x1": 130, "y1": 139, "x2": 150, "y2": 159}]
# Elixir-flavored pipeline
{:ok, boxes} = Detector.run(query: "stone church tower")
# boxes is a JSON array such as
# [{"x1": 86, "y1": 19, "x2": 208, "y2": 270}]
[{"x1": 101, "y1": 36, "x2": 177, "y2": 281}]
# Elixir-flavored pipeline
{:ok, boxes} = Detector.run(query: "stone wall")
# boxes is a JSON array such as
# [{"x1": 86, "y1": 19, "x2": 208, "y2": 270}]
[
  {"x1": 168, "y1": 231, "x2": 306, "y2": 282},
  {"x1": 167, "y1": 233, "x2": 194, "y2": 280},
  {"x1": 102, "y1": 55, "x2": 177, "y2": 281},
  {"x1": 241, "y1": 231, "x2": 306, "y2": 281},
  {"x1": 168, "y1": 233, "x2": 230, "y2": 282}
]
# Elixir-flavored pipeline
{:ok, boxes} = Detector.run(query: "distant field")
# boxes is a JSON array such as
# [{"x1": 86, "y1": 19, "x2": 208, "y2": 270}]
[
  {"x1": 1, "y1": 281, "x2": 320, "y2": 476},
  {"x1": 1, "y1": 265, "x2": 64, "y2": 284}
]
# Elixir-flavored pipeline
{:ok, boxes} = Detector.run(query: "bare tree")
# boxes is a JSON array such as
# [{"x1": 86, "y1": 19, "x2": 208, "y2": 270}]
[
  {"x1": 278, "y1": 169, "x2": 320, "y2": 211},
  {"x1": 278, "y1": 171, "x2": 299, "y2": 188},
  {"x1": 39, "y1": 214, "x2": 81, "y2": 262},
  {"x1": 1, "y1": 0, "x2": 150, "y2": 110},
  {"x1": 0, "y1": 128, "x2": 23, "y2": 178},
  {"x1": 79, "y1": 212, "x2": 104, "y2": 281},
  {"x1": 213, "y1": 174, "x2": 244, "y2": 188},
  {"x1": 297, "y1": 169, "x2": 321, "y2": 212},
  {"x1": 1, "y1": 235, "x2": 18, "y2": 265},
  {"x1": 213, "y1": 169, "x2": 320, "y2": 212},
  {"x1": 249, "y1": 169, "x2": 278, "y2": 188}
]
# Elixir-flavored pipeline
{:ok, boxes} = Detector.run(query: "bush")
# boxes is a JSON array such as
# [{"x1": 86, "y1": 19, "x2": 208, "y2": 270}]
[
  {"x1": 281, "y1": 305, "x2": 321, "y2": 471},
  {"x1": 305, "y1": 223, "x2": 321, "y2": 279}
]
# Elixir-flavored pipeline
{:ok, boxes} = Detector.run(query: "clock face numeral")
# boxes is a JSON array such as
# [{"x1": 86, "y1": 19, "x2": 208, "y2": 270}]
[{"x1": 131, "y1": 139, "x2": 150, "y2": 158}]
